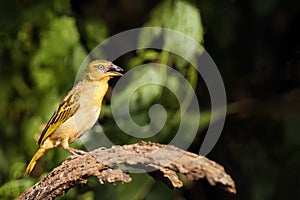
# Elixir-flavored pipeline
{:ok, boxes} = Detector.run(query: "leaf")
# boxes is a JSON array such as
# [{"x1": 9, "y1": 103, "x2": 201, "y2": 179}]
[
  {"x1": 163, "y1": 0, "x2": 204, "y2": 67},
  {"x1": 137, "y1": 0, "x2": 171, "y2": 49},
  {"x1": 165, "y1": 0, "x2": 203, "y2": 44},
  {"x1": 138, "y1": 0, "x2": 204, "y2": 68},
  {"x1": 0, "y1": 179, "x2": 34, "y2": 199},
  {"x1": 30, "y1": 16, "x2": 86, "y2": 90},
  {"x1": 84, "y1": 20, "x2": 108, "y2": 50}
]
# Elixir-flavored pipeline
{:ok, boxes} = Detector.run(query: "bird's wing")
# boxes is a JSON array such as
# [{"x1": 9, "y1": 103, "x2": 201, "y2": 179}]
[{"x1": 38, "y1": 87, "x2": 81, "y2": 145}]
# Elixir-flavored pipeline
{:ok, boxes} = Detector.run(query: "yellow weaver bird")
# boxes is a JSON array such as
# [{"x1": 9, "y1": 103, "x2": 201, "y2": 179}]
[{"x1": 25, "y1": 60, "x2": 123, "y2": 175}]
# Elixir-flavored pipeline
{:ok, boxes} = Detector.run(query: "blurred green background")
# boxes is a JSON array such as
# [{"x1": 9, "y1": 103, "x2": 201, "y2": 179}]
[{"x1": 0, "y1": 0, "x2": 300, "y2": 199}]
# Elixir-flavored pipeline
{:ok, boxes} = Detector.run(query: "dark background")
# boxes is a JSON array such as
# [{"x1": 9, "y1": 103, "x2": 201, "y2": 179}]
[{"x1": 0, "y1": 0, "x2": 299, "y2": 199}]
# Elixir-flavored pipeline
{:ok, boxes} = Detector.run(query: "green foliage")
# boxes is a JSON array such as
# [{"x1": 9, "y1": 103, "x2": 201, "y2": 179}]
[
  {"x1": 0, "y1": 0, "x2": 204, "y2": 198},
  {"x1": 140, "y1": 0, "x2": 203, "y2": 67},
  {"x1": 0, "y1": 1, "x2": 87, "y2": 198},
  {"x1": 1, "y1": 0, "x2": 299, "y2": 199},
  {"x1": 0, "y1": 179, "x2": 35, "y2": 199}
]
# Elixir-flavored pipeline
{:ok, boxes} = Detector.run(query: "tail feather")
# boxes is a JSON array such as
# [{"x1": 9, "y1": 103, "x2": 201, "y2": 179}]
[{"x1": 25, "y1": 148, "x2": 47, "y2": 175}]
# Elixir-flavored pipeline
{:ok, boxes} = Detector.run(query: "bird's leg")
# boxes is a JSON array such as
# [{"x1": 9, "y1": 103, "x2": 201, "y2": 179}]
[
  {"x1": 66, "y1": 147, "x2": 88, "y2": 160},
  {"x1": 61, "y1": 138, "x2": 88, "y2": 160},
  {"x1": 66, "y1": 146, "x2": 87, "y2": 155}
]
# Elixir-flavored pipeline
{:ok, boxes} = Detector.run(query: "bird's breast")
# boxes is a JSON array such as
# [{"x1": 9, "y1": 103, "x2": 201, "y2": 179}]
[
  {"x1": 72, "y1": 82, "x2": 109, "y2": 138},
  {"x1": 51, "y1": 82, "x2": 109, "y2": 144}
]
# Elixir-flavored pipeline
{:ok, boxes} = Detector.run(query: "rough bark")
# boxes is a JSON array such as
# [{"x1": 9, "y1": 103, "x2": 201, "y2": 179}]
[{"x1": 19, "y1": 141, "x2": 236, "y2": 200}]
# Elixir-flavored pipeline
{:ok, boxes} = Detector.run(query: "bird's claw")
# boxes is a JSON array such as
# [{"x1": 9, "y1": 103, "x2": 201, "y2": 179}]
[
  {"x1": 71, "y1": 149, "x2": 87, "y2": 155},
  {"x1": 66, "y1": 154, "x2": 78, "y2": 160},
  {"x1": 66, "y1": 148, "x2": 88, "y2": 160}
]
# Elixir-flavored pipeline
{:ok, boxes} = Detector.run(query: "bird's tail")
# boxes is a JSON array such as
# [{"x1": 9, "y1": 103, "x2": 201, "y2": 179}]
[{"x1": 25, "y1": 147, "x2": 47, "y2": 175}]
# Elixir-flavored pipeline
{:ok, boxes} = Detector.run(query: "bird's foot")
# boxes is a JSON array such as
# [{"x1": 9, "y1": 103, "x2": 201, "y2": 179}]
[
  {"x1": 66, "y1": 147, "x2": 89, "y2": 160},
  {"x1": 66, "y1": 154, "x2": 78, "y2": 160},
  {"x1": 70, "y1": 148, "x2": 87, "y2": 155}
]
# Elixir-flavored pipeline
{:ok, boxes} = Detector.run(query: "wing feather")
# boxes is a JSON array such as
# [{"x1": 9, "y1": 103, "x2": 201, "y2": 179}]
[{"x1": 38, "y1": 87, "x2": 81, "y2": 145}]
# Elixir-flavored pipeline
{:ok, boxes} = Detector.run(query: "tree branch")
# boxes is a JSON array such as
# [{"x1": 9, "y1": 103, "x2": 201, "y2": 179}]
[{"x1": 19, "y1": 141, "x2": 236, "y2": 200}]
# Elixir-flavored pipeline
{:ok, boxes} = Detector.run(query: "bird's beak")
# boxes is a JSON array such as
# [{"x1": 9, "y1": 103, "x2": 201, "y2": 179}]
[{"x1": 105, "y1": 64, "x2": 124, "y2": 76}]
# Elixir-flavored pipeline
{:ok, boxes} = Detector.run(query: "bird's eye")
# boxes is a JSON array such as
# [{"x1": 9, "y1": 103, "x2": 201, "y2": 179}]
[{"x1": 97, "y1": 64, "x2": 104, "y2": 70}]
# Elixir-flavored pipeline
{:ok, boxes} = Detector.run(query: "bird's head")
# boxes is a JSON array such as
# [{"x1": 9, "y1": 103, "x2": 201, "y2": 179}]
[{"x1": 84, "y1": 60, "x2": 123, "y2": 81}]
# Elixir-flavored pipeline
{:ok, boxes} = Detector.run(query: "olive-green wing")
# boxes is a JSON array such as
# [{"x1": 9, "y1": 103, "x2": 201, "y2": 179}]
[{"x1": 38, "y1": 89, "x2": 80, "y2": 145}]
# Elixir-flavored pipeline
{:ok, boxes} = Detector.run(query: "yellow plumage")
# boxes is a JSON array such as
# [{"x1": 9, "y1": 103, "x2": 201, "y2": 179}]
[{"x1": 25, "y1": 60, "x2": 123, "y2": 175}]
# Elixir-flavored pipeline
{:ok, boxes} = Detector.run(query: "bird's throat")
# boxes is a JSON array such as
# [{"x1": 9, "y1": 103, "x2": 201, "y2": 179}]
[{"x1": 93, "y1": 81, "x2": 109, "y2": 108}]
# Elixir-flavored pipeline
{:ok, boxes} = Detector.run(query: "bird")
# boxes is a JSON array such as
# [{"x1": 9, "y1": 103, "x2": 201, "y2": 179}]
[{"x1": 25, "y1": 60, "x2": 123, "y2": 175}]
